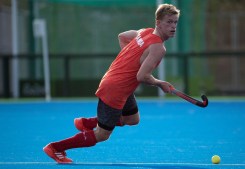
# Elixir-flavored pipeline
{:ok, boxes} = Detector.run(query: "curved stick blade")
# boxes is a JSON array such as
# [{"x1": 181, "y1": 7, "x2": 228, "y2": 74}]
[{"x1": 196, "y1": 95, "x2": 208, "y2": 107}]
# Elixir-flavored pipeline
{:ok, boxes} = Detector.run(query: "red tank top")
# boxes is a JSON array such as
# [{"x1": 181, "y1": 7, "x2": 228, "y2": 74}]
[{"x1": 95, "y1": 28, "x2": 162, "y2": 109}]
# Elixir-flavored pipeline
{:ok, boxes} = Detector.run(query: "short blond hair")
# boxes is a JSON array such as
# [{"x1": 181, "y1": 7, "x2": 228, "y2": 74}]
[{"x1": 155, "y1": 4, "x2": 180, "y2": 20}]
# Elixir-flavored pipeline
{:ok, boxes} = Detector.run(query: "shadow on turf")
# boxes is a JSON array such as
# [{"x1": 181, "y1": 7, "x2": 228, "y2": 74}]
[{"x1": 65, "y1": 163, "x2": 207, "y2": 169}]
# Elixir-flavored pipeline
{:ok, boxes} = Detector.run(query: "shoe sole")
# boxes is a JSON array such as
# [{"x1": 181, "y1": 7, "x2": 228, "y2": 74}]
[{"x1": 43, "y1": 146, "x2": 72, "y2": 164}]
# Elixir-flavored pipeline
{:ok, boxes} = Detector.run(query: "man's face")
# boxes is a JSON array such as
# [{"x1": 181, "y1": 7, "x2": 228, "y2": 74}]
[{"x1": 157, "y1": 14, "x2": 179, "y2": 38}]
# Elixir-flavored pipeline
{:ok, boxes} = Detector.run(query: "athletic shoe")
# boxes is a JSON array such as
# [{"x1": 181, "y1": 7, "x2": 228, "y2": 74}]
[
  {"x1": 43, "y1": 143, "x2": 73, "y2": 164},
  {"x1": 74, "y1": 118, "x2": 91, "y2": 131}
]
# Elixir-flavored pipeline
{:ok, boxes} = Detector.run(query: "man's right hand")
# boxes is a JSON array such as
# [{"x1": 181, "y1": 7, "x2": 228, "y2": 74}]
[{"x1": 159, "y1": 81, "x2": 173, "y2": 93}]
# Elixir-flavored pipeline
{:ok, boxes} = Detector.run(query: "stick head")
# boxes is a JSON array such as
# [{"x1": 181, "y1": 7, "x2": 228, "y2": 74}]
[{"x1": 199, "y1": 95, "x2": 208, "y2": 107}]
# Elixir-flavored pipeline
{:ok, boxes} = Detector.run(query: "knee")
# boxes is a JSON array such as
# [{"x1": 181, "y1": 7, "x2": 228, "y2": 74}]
[
  {"x1": 98, "y1": 134, "x2": 110, "y2": 142},
  {"x1": 124, "y1": 118, "x2": 140, "y2": 126},
  {"x1": 94, "y1": 130, "x2": 111, "y2": 142}
]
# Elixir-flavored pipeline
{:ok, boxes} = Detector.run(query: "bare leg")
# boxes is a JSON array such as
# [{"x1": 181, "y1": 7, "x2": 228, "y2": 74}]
[{"x1": 120, "y1": 112, "x2": 140, "y2": 126}]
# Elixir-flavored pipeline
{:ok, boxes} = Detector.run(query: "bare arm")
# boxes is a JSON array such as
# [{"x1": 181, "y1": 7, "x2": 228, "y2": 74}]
[
  {"x1": 137, "y1": 44, "x2": 172, "y2": 93},
  {"x1": 118, "y1": 30, "x2": 142, "y2": 49}
]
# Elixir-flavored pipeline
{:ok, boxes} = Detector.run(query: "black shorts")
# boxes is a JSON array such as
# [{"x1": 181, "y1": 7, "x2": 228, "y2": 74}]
[{"x1": 97, "y1": 94, "x2": 138, "y2": 131}]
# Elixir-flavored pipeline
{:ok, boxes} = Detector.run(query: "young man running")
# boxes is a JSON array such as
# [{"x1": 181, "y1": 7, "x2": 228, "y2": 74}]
[{"x1": 43, "y1": 4, "x2": 180, "y2": 163}]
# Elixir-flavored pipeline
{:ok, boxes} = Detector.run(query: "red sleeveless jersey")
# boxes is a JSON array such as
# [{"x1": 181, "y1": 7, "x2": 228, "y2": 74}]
[{"x1": 95, "y1": 28, "x2": 162, "y2": 109}]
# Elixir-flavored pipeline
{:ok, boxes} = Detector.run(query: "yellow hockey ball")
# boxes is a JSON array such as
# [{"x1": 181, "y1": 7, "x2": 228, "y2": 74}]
[{"x1": 211, "y1": 155, "x2": 221, "y2": 164}]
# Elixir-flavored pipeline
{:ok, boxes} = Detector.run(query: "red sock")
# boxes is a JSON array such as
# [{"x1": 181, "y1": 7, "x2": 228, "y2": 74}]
[
  {"x1": 51, "y1": 130, "x2": 97, "y2": 152},
  {"x1": 83, "y1": 117, "x2": 98, "y2": 130}
]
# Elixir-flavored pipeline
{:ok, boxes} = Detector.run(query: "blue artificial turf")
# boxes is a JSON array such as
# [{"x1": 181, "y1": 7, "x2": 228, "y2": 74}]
[{"x1": 0, "y1": 99, "x2": 245, "y2": 169}]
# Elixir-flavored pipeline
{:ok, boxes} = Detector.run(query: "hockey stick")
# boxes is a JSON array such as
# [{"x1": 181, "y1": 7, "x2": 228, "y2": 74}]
[{"x1": 170, "y1": 86, "x2": 208, "y2": 108}]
